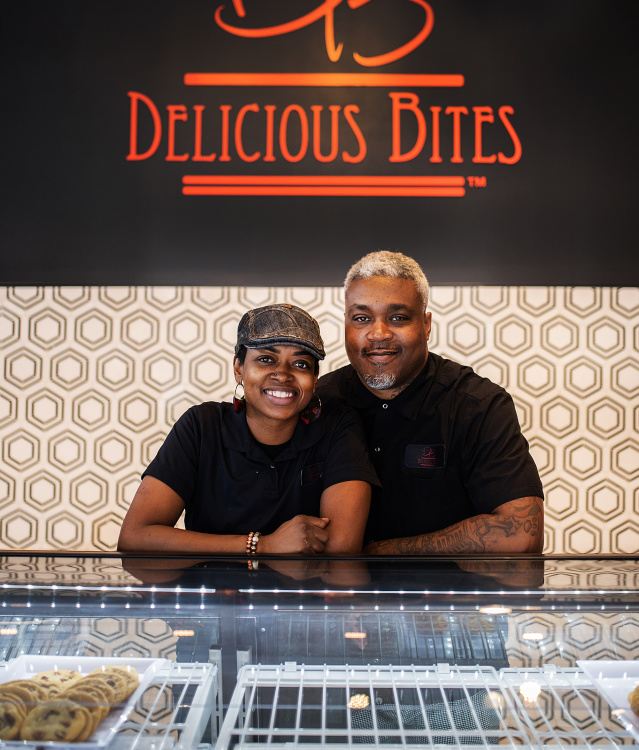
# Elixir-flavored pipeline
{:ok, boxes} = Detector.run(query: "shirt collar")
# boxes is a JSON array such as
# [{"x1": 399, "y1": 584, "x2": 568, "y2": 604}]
[
  {"x1": 347, "y1": 353, "x2": 438, "y2": 420},
  {"x1": 221, "y1": 403, "x2": 325, "y2": 462}
]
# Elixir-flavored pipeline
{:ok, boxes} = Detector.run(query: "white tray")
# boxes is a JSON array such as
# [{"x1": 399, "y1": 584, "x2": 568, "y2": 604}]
[
  {"x1": 0, "y1": 654, "x2": 167, "y2": 748},
  {"x1": 577, "y1": 659, "x2": 639, "y2": 740}
]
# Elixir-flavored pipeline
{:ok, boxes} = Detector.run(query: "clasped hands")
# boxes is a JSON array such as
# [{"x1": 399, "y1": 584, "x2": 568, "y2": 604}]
[{"x1": 259, "y1": 515, "x2": 330, "y2": 555}]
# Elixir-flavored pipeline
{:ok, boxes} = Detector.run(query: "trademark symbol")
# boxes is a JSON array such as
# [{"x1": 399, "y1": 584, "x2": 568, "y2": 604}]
[{"x1": 468, "y1": 176, "x2": 487, "y2": 188}]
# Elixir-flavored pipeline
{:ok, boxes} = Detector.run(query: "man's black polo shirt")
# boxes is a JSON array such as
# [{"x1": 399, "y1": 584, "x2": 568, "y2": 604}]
[
  {"x1": 316, "y1": 352, "x2": 544, "y2": 543},
  {"x1": 143, "y1": 401, "x2": 378, "y2": 535}
]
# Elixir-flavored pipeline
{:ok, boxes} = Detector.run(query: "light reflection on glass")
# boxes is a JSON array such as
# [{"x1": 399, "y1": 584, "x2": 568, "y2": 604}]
[
  {"x1": 520, "y1": 681, "x2": 541, "y2": 703},
  {"x1": 479, "y1": 606, "x2": 512, "y2": 615},
  {"x1": 522, "y1": 632, "x2": 544, "y2": 641}
]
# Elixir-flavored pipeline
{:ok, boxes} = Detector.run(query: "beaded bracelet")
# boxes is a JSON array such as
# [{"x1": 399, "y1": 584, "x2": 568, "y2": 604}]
[
  {"x1": 250, "y1": 531, "x2": 260, "y2": 554},
  {"x1": 246, "y1": 531, "x2": 260, "y2": 555}
]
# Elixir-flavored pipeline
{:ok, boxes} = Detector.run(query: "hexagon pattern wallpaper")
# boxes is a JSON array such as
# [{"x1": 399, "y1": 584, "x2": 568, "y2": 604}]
[{"x1": 1, "y1": 285, "x2": 638, "y2": 553}]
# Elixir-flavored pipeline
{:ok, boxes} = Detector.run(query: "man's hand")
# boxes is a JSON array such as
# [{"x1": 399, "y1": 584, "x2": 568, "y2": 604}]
[{"x1": 363, "y1": 496, "x2": 543, "y2": 554}]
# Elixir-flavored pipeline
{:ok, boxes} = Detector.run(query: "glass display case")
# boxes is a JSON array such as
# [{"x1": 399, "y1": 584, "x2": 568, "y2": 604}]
[{"x1": 0, "y1": 552, "x2": 637, "y2": 748}]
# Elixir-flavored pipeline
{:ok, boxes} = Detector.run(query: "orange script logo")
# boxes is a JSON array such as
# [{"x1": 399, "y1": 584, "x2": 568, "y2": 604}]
[
  {"x1": 126, "y1": 1, "x2": 522, "y2": 197},
  {"x1": 215, "y1": 0, "x2": 434, "y2": 65}
]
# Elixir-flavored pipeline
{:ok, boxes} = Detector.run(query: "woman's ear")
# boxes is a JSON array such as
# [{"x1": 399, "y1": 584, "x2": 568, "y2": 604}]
[{"x1": 233, "y1": 357, "x2": 243, "y2": 384}]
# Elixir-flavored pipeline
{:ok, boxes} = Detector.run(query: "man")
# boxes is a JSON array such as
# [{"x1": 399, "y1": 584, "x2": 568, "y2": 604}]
[{"x1": 316, "y1": 251, "x2": 544, "y2": 554}]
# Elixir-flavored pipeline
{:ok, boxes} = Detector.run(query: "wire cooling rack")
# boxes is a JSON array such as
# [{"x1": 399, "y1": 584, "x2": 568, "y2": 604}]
[
  {"x1": 500, "y1": 666, "x2": 638, "y2": 747},
  {"x1": 115, "y1": 661, "x2": 218, "y2": 749},
  {"x1": 218, "y1": 663, "x2": 636, "y2": 749},
  {"x1": 218, "y1": 663, "x2": 524, "y2": 748}
]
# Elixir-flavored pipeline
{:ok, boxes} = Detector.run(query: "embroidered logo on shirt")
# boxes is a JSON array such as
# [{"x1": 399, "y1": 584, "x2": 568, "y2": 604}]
[
  {"x1": 301, "y1": 462, "x2": 325, "y2": 485},
  {"x1": 405, "y1": 444, "x2": 446, "y2": 469}
]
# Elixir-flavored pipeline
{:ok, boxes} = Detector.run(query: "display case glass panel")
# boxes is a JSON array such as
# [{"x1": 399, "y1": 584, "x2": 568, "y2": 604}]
[{"x1": 0, "y1": 553, "x2": 637, "y2": 748}]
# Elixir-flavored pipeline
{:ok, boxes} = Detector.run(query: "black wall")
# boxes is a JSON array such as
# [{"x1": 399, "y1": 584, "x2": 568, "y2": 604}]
[{"x1": 3, "y1": 1, "x2": 637, "y2": 285}]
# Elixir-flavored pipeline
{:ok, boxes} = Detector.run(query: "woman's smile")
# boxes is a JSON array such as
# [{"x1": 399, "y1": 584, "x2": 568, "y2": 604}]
[
  {"x1": 234, "y1": 345, "x2": 318, "y2": 442},
  {"x1": 263, "y1": 387, "x2": 298, "y2": 403}
]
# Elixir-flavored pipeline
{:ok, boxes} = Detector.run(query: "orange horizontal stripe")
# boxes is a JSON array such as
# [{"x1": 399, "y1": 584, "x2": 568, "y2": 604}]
[
  {"x1": 184, "y1": 73, "x2": 464, "y2": 88},
  {"x1": 183, "y1": 175, "x2": 465, "y2": 187},
  {"x1": 183, "y1": 186, "x2": 465, "y2": 197}
]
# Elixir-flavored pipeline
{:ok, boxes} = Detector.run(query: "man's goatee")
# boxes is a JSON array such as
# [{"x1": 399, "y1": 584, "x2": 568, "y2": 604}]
[{"x1": 363, "y1": 372, "x2": 397, "y2": 390}]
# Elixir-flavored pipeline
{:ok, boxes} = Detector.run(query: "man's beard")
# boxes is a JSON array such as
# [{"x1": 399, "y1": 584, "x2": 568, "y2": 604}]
[
  {"x1": 360, "y1": 346, "x2": 400, "y2": 390},
  {"x1": 362, "y1": 371, "x2": 397, "y2": 390}
]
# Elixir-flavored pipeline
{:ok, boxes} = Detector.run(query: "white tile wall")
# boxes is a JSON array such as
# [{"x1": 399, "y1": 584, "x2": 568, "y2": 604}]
[{"x1": 1, "y1": 286, "x2": 638, "y2": 553}]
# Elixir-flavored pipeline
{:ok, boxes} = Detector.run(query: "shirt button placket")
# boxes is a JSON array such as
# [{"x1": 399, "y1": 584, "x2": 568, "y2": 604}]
[
  {"x1": 372, "y1": 402, "x2": 390, "y2": 462},
  {"x1": 375, "y1": 403, "x2": 389, "y2": 451}
]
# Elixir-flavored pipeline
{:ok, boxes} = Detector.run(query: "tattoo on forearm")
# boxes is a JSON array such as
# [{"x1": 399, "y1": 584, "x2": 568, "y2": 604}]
[{"x1": 366, "y1": 497, "x2": 542, "y2": 555}]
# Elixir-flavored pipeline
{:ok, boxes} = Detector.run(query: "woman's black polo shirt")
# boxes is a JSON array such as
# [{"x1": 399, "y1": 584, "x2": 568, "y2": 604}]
[
  {"x1": 316, "y1": 352, "x2": 544, "y2": 543},
  {"x1": 143, "y1": 400, "x2": 378, "y2": 535}
]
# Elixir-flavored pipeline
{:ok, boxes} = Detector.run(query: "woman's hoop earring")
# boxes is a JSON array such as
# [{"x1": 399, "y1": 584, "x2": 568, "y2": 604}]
[{"x1": 233, "y1": 381, "x2": 245, "y2": 413}]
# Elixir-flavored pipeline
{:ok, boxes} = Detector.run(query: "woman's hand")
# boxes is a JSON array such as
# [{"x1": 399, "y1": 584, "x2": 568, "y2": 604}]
[{"x1": 259, "y1": 515, "x2": 330, "y2": 555}]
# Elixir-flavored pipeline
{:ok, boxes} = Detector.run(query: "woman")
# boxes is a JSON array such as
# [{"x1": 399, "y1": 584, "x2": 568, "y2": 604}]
[{"x1": 118, "y1": 303, "x2": 376, "y2": 556}]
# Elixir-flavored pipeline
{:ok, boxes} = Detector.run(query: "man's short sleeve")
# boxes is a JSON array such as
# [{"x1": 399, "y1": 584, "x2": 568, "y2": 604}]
[{"x1": 461, "y1": 391, "x2": 544, "y2": 513}]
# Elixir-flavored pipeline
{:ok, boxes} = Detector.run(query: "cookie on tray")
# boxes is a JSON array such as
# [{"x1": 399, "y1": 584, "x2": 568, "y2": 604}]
[
  {"x1": 0, "y1": 700, "x2": 27, "y2": 740},
  {"x1": 0, "y1": 684, "x2": 37, "y2": 713},
  {"x1": 86, "y1": 670, "x2": 128, "y2": 703},
  {"x1": 1, "y1": 679, "x2": 49, "y2": 702},
  {"x1": 72, "y1": 676, "x2": 117, "y2": 704},
  {"x1": 33, "y1": 669, "x2": 82, "y2": 696},
  {"x1": 19, "y1": 699, "x2": 90, "y2": 743},
  {"x1": 70, "y1": 683, "x2": 112, "y2": 719},
  {"x1": 629, "y1": 685, "x2": 639, "y2": 717},
  {"x1": 58, "y1": 688, "x2": 104, "y2": 735},
  {"x1": 90, "y1": 665, "x2": 139, "y2": 698},
  {"x1": 72, "y1": 697, "x2": 100, "y2": 742}
]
